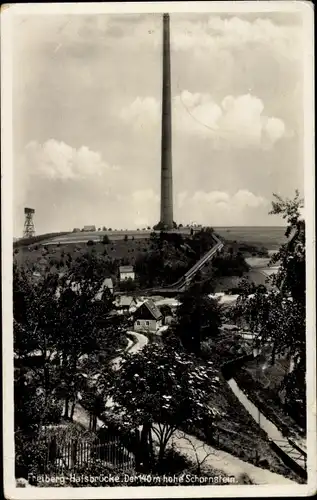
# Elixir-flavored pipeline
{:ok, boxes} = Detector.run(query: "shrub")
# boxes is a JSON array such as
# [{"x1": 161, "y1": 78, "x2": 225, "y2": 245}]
[
  {"x1": 102, "y1": 235, "x2": 110, "y2": 245},
  {"x1": 87, "y1": 240, "x2": 95, "y2": 247}
]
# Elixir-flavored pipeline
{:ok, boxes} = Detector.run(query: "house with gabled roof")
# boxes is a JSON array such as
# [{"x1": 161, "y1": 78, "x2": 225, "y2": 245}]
[{"x1": 133, "y1": 299, "x2": 163, "y2": 333}]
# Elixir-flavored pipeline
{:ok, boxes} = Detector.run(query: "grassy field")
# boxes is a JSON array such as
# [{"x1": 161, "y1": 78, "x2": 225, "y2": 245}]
[
  {"x1": 13, "y1": 239, "x2": 152, "y2": 281},
  {"x1": 215, "y1": 227, "x2": 286, "y2": 250}
]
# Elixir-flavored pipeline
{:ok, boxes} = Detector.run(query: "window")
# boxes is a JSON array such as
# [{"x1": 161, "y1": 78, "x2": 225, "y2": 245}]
[
  {"x1": 136, "y1": 320, "x2": 140, "y2": 325},
  {"x1": 146, "y1": 321, "x2": 149, "y2": 326}
]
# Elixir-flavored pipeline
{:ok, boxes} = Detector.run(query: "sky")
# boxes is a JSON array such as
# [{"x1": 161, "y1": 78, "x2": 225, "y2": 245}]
[{"x1": 12, "y1": 10, "x2": 305, "y2": 235}]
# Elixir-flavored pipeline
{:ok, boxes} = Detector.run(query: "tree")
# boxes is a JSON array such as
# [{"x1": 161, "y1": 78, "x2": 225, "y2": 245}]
[
  {"x1": 173, "y1": 279, "x2": 222, "y2": 354},
  {"x1": 119, "y1": 277, "x2": 137, "y2": 293},
  {"x1": 269, "y1": 190, "x2": 305, "y2": 303},
  {"x1": 233, "y1": 191, "x2": 306, "y2": 425},
  {"x1": 13, "y1": 254, "x2": 121, "y2": 422},
  {"x1": 13, "y1": 265, "x2": 61, "y2": 402},
  {"x1": 102, "y1": 234, "x2": 110, "y2": 245},
  {"x1": 53, "y1": 273, "x2": 115, "y2": 419},
  {"x1": 124, "y1": 234, "x2": 128, "y2": 242},
  {"x1": 107, "y1": 343, "x2": 220, "y2": 472},
  {"x1": 87, "y1": 240, "x2": 94, "y2": 247},
  {"x1": 159, "y1": 304, "x2": 172, "y2": 320},
  {"x1": 70, "y1": 251, "x2": 115, "y2": 281}
]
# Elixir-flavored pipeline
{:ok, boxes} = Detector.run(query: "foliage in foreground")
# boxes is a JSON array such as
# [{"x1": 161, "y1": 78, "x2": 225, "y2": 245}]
[
  {"x1": 233, "y1": 191, "x2": 306, "y2": 426},
  {"x1": 103, "y1": 343, "x2": 221, "y2": 472}
]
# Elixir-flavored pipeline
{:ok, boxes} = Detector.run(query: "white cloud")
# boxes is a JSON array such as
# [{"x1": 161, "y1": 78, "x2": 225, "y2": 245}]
[
  {"x1": 175, "y1": 189, "x2": 269, "y2": 225},
  {"x1": 120, "y1": 92, "x2": 286, "y2": 149},
  {"x1": 24, "y1": 140, "x2": 113, "y2": 180},
  {"x1": 171, "y1": 16, "x2": 301, "y2": 61},
  {"x1": 120, "y1": 97, "x2": 160, "y2": 130}
]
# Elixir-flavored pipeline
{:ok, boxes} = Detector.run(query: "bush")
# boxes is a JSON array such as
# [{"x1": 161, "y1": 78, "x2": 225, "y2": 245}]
[
  {"x1": 15, "y1": 434, "x2": 48, "y2": 478},
  {"x1": 87, "y1": 240, "x2": 95, "y2": 247},
  {"x1": 102, "y1": 235, "x2": 110, "y2": 245}
]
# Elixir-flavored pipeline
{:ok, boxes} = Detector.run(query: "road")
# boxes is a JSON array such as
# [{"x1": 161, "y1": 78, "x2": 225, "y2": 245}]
[
  {"x1": 111, "y1": 331, "x2": 148, "y2": 371},
  {"x1": 168, "y1": 430, "x2": 296, "y2": 485},
  {"x1": 75, "y1": 331, "x2": 149, "y2": 413}
]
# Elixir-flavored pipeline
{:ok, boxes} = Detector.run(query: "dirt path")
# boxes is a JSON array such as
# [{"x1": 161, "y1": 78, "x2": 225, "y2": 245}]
[
  {"x1": 227, "y1": 379, "x2": 306, "y2": 470},
  {"x1": 169, "y1": 429, "x2": 296, "y2": 485}
]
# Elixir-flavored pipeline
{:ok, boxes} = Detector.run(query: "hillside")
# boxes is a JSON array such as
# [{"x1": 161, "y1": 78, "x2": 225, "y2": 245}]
[{"x1": 13, "y1": 227, "x2": 280, "y2": 293}]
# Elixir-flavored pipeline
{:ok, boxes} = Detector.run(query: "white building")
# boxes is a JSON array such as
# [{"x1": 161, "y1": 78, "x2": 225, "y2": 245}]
[
  {"x1": 119, "y1": 265, "x2": 135, "y2": 281},
  {"x1": 83, "y1": 225, "x2": 96, "y2": 232},
  {"x1": 134, "y1": 300, "x2": 163, "y2": 333}
]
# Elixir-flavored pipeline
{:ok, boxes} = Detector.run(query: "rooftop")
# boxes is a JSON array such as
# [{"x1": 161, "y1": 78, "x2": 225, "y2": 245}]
[
  {"x1": 119, "y1": 265, "x2": 134, "y2": 273},
  {"x1": 114, "y1": 295, "x2": 136, "y2": 308},
  {"x1": 143, "y1": 299, "x2": 163, "y2": 321}
]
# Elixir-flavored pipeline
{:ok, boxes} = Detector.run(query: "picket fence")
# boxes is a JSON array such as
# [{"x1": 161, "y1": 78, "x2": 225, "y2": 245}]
[{"x1": 42, "y1": 435, "x2": 135, "y2": 473}]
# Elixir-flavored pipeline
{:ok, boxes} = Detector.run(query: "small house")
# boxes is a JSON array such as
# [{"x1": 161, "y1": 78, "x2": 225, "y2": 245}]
[
  {"x1": 83, "y1": 225, "x2": 96, "y2": 232},
  {"x1": 133, "y1": 299, "x2": 163, "y2": 333},
  {"x1": 114, "y1": 295, "x2": 138, "y2": 314},
  {"x1": 119, "y1": 265, "x2": 135, "y2": 281}
]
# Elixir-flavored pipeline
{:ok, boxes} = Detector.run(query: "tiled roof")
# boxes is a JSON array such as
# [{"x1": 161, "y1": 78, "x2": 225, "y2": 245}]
[{"x1": 143, "y1": 299, "x2": 163, "y2": 320}]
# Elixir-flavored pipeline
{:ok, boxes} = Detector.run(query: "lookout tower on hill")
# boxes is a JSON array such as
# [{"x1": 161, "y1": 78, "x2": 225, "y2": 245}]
[{"x1": 23, "y1": 207, "x2": 35, "y2": 238}]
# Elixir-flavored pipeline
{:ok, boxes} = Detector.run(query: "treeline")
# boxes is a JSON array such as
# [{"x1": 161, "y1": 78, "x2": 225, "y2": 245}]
[
  {"x1": 229, "y1": 241, "x2": 269, "y2": 257},
  {"x1": 13, "y1": 232, "x2": 69, "y2": 249}
]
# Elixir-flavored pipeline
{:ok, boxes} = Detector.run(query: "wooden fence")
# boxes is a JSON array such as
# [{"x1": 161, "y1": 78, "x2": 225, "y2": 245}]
[{"x1": 42, "y1": 436, "x2": 135, "y2": 473}]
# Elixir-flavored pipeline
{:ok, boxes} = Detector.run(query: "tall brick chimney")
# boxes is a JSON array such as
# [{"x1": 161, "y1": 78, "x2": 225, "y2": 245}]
[{"x1": 158, "y1": 13, "x2": 174, "y2": 230}]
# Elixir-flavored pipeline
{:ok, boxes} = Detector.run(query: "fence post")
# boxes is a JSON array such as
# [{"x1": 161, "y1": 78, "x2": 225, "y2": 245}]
[
  {"x1": 71, "y1": 439, "x2": 78, "y2": 469},
  {"x1": 48, "y1": 437, "x2": 57, "y2": 465}
]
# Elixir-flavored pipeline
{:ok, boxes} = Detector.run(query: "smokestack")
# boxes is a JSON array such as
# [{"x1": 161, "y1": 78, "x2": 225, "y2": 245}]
[{"x1": 159, "y1": 12, "x2": 174, "y2": 230}]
